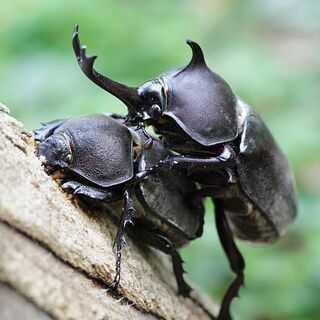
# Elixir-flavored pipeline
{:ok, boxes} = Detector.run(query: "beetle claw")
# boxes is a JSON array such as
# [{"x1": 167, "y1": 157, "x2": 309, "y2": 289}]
[
  {"x1": 122, "y1": 237, "x2": 128, "y2": 246},
  {"x1": 225, "y1": 169, "x2": 237, "y2": 185},
  {"x1": 124, "y1": 219, "x2": 134, "y2": 230},
  {"x1": 143, "y1": 137, "x2": 153, "y2": 150},
  {"x1": 108, "y1": 281, "x2": 119, "y2": 291},
  {"x1": 113, "y1": 235, "x2": 127, "y2": 249}
]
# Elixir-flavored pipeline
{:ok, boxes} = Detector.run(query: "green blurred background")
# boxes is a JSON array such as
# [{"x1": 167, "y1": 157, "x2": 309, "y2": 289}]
[{"x1": 1, "y1": 1, "x2": 319, "y2": 319}]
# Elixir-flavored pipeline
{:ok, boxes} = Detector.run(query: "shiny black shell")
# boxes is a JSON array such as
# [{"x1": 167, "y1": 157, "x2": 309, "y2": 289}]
[
  {"x1": 160, "y1": 41, "x2": 238, "y2": 147},
  {"x1": 222, "y1": 103, "x2": 297, "y2": 242},
  {"x1": 137, "y1": 139, "x2": 204, "y2": 242},
  {"x1": 45, "y1": 114, "x2": 134, "y2": 187}
]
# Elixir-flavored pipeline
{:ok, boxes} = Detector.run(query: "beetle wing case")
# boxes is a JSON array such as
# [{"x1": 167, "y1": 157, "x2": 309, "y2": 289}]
[
  {"x1": 59, "y1": 114, "x2": 134, "y2": 187},
  {"x1": 135, "y1": 139, "x2": 204, "y2": 245},
  {"x1": 161, "y1": 40, "x2": 238, "y2": 147},
  {"x1": 235, "y1": 103, "x2": 297, "y2": 239}
]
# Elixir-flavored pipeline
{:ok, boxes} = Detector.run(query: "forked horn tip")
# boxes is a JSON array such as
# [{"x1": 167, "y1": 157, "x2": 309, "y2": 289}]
[{"x1": 72, "y1": 25, "x2": 80, "y2": 41}]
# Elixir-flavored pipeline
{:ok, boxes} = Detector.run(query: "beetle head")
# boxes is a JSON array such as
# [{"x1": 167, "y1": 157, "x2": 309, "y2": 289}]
[
  {"x1": 37, "y1": 135, "x2": 72, "y2": 170},
  {"x1": 137, "y1": 79, "x2": 166, "y2": 120}
]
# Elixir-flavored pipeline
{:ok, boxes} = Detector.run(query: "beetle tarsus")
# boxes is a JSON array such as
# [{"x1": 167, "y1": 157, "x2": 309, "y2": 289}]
[
  {"x1": 109, "y1": 249, "x2": 122, "y2": 290},
  {"x1": 218, "y1": 274, "x2": 244, "y2": 320}
]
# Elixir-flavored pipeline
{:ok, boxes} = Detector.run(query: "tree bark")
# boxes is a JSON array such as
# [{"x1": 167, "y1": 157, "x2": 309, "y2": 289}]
[{"x1": 0, "y1": 104, "x2": 217, "y2": 320}]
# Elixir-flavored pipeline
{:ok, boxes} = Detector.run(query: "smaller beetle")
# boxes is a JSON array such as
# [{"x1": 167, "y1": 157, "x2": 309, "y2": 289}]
[{"x1": 34, "y1": 113, "x2": 204, "y2": 295}]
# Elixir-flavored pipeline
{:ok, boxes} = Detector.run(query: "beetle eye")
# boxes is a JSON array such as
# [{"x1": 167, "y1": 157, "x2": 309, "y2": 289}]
[
  {"x1": 143, "y1": 93, "x2": 159, "y2": 105},
  {"x1": 66, "y1": 154, "x2": 72, "y2": 164}
]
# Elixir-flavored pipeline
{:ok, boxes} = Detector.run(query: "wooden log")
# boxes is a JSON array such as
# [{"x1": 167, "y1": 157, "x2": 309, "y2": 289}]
[{"x1": 0, "y1": 104, "x2": 217, "y2": 320}]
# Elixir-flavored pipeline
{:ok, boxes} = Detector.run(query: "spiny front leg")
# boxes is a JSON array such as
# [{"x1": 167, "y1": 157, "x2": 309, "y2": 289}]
[{"x1": 109, "y1": 189, "x2": 135, "y2": 289}]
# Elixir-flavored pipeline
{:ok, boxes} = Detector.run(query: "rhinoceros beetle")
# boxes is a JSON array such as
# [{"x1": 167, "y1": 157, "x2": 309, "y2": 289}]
[
  {"x1": 34, "y1": 113, "x2": 204, "y2": 295},
  {"x1": 72, "y1": 26, "x2": 297, "y2": 320}
]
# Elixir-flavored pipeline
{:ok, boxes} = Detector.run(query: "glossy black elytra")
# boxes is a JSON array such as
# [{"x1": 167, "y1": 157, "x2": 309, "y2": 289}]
[
  {"x1": 34, "y1": 113, "x2": 204, "y2": 296},
  {"x1": 72, "y1": 26, "x2": 297, "y2": 320}
]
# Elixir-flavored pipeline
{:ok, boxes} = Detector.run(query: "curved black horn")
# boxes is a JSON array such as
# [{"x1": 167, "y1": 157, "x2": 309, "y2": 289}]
[
  {"x1": 185, "y1": 39, "x2": 207, "y2": 68},
  {"x1": 72, "y1": 25, "x2": 142, "y2": 114}
]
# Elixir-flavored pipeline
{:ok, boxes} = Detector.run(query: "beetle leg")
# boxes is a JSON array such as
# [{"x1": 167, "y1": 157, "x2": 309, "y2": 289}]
[
  {"x1": 161, "y1": 146, "x2": 236, "y2": 172},
  {"x1": 128, "y1": 225, "x2": 192, "y2": 297},
  {"x1": 34, "y1": 119, "x2": 67, "y2": 142},
  {"x1": 214, "y1": 200, "x2": 245, "y2": 320},
  {"x1": 109, "y1": 189, "x2": 135, "y2": 289},
  {"x1": 61, "y1": 180, "x2": 116, "y2": 201},
  {"x1": 137, "y1": 145, "x2": 236, "y2": 180},
  {"x1": 171, "y1": 250, "x2": 192, "y2": 297},
  {"x1": 154, "y1": 236, "x2": 192, "y2": 297}
]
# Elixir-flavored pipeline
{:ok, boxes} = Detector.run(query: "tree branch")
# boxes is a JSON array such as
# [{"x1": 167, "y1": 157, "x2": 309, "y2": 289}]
[{"x1": 0, "y1": 104, "x2": 216, "y2": 320}]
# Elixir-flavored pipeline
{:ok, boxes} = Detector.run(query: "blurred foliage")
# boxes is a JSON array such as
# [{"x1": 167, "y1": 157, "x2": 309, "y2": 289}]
[{"x1": 0, "y1": 1, "x2": 319, "y2": 319}]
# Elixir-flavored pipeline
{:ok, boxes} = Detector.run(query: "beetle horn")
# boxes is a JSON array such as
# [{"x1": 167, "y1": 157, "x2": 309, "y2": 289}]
[
  {"x1": 185, "y1": 39, "x2": 207, "y2": 68},
  {"x1": 72, "y1": 25, "x2": 142, "y2": 115}
]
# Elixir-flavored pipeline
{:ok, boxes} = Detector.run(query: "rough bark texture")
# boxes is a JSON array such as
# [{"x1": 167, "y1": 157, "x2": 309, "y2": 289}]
[{"x1": 0, "y1": 104, "x2": 217, "y2": 320}]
